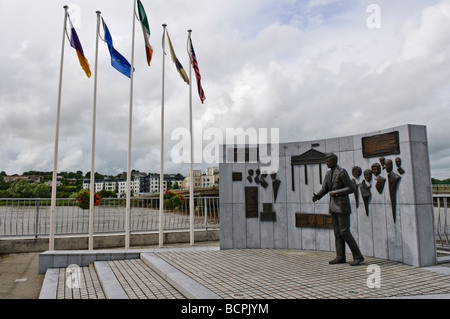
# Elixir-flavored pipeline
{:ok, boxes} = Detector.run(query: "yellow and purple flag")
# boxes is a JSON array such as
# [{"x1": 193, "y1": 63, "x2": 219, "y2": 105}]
[
  {"x1": 166, "y1": 29, "x2": 189, "y2": 84},
  {"x1": 137, "y1": 0, "x2": 153, "y2": 66},
  {"x1": 67, "y1": 15, "x2": 91, "y2": 78}
]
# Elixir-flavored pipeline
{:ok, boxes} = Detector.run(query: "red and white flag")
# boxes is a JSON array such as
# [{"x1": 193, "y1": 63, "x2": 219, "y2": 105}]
[{"x1": 188, "y1": 38, "x2": 205, "y2": 103}]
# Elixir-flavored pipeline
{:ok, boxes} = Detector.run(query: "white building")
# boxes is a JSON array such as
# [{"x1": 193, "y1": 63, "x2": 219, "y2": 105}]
[
  {"x1": 114, "y1": 178, "x2": 140, "y2": 197},
  {"x1": 182, "y1": 167, "x2": 219, "y2": 189},
  {"x1": 148, "y1": 175, "x2": 168, "y2": 193},
  {"x1": 83, "y1": 173, "x2": 173, "y2": 196},
  {"x1": 83, "y1": 177, "x2": 140, "y2": 197}
]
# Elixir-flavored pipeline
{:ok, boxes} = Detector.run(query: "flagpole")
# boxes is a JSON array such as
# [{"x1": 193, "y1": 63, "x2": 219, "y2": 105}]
[
  {"x1": 187, "y1": 30, "x2": 194, "y2": 246},
  {"x1": 88, "y1": 11, "x2": 101, "y2": 251},
  {"x1": 125, "y1": 0, "x2": 137, "y2": 250},
  {"x1": 159, "y1": 24, "x2": 167, "y2": 248},
  {"x1": 50, "y1": 5, "x2": 69, "y2": 251}
]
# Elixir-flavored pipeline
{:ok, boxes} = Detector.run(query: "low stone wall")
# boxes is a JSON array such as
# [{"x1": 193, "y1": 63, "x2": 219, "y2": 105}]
[{"x1": 0, "y1": 229, "x2": 219, "y2": 254}]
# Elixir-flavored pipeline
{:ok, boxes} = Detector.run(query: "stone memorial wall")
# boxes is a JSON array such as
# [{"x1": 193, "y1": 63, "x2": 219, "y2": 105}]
[{"x1": 219, "y1": 124, "x2": 436, "y2": 267}]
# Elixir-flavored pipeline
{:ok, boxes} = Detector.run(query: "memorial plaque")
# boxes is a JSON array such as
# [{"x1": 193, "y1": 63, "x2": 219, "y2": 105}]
[
  {"x1": 295, "y1": 213, "x2": 316, "y2": 228},
  {"x1": 232, "y1": 172, "x2": 242, "y2": 181},
  {"x1": 362, "y1": 131, "x2": 400, "y2": 158},
  {"x1": 316, "y1": 214, "x2": 333, "y2": 228},
  {"x1": 245, "y1": 187, "x2": 259, "y2": 218},
  {"x1": 295, "y1": 213, "x2": 333, "y2": 229},
  {"x1": 261, "y1": 212, "x2": 276, "y2": 222},
  {"x1": 261, "y1": 203, "x2": 276, "y2": 222}
]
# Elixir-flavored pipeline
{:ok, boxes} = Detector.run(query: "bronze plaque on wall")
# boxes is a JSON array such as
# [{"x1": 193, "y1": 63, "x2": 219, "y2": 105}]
[
  {"x1": 295, "y1": 213, "x2": 333, "y2": 229},
  {"x1": 245, "y1": 187, "x2": 259, "y2": 218},
  {"x1": 316, "y1": 214, "x2": 333, "y2": 228},
  {"x1": 232, "y1": 172, "x2": 242, "y2": 181},
  {"x1": 261, "y1": 212, "x2": 276, "y2": 222},
  {"x1": 261, "y1": 203, "x2": 276, "y2": 221},
  {"x1": 362, "y1": 131, "x2": 400, "y2": 158}
]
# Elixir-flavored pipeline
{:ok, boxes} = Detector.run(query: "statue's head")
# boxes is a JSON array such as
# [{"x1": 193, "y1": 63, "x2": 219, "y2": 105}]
[
  {"x1": 371, "y1": 163, "x2": 381, "y2": 176},
  {"x1": 385, "y1": 159, "x2": 393, "y2": 173},
  {"x1": 352, "y1": 166, "x2": 362, "y2": 178},
  {"x1": 364, "y1": 169, "x2": 373, "y2": 182},
  {"x1": 325, "y1": 153, "x2": 338, "y2": 168}
]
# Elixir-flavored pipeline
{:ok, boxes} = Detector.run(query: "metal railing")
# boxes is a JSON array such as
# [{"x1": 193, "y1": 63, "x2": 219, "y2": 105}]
[
  {"x1": 432, "y1": 182, "x2": 450, "y2": 194},
  {"x1": 434, "y1": 194, "x2": 450, "y2": 249},
  {"x1": 0, "y1": 197, "x2": 219, "y2": 238},
  {"x1": 3, "y1": 195, "x2": 447, "y2": 249}
]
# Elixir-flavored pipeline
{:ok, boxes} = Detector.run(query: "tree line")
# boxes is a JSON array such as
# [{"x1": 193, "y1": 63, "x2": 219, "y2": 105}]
[
  {"x1": 0, "y1": 170, "x2": 121, "y2": 199},
  {"x1": 431, "y1": 178, "x2": 450, "y2": 183},
  {"x1": 0, "y1": 170, "x2": 185, "y2": 199},
  {"x1": 0, "y1": 179, "x2": 77, "y2": 198}
]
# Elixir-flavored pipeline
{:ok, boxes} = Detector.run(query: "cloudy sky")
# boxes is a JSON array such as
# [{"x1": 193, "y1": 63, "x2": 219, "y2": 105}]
[{"x1": 1, "y1": 0, "x2": 449, "y2": 178}]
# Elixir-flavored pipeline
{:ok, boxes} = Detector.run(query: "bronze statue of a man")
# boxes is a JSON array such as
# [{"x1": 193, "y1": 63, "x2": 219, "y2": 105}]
[{"x1": 312, "y1": 153, "x2": 364, "y2": 266}]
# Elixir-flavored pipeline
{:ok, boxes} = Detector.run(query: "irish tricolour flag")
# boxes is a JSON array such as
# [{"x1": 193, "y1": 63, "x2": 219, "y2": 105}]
[{"x1": 137, "y1": 0, "x2": 153, "y2": 66}]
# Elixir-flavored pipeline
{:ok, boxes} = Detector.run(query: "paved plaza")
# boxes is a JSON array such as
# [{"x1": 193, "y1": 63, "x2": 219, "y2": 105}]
[{"x1": 37, "y1": 242, "x2": 450, "y2": 300}]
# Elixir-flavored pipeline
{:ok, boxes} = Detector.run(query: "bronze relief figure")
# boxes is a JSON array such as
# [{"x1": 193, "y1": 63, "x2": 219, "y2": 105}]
[
  {"x1": 395, "y1": 157, "x2": 405, "y2": 175},
  {"x1": 386, "y1": 159, "x2": 401, "y2": 223},
  {"x1": 271, "y1": 173, "x2": 281, "y2": 202},
  {"x1": 254, "y1": 169, "x2": 261, "y2": 184},
  {"x1": 371, "y1": 163, "x2": 386, "y2": 194},
  {"x1": 260, "y1": 172, "x2": 269, "y2": 188},
  {"x1": 359, "y1": 169, "x2": 372, "y2": 216},
  {"x1": 247, "y1": 169, "x2": 254, "y2": 183},
  {"x1": 351, "y1": 166, "x2": 362, "y2": 208}
]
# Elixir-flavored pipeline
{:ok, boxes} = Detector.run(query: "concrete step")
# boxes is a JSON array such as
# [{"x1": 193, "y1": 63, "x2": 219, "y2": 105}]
[
  {"x1": 140, "y1": 252, "x2": 220, "y2": 299},
  {"x1": 39, "y1": 264, "x2": 107, "y2": 299},
  {"x1": 39, "y1": 246, "x2": 220, "y2": 299},
  {"x1": 97, "y1": 258, "x2": 187, "y2": 299}
]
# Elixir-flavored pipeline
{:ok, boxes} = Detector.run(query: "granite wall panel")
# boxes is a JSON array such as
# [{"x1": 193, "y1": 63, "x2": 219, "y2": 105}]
[{"x1": 219, "y1": 124, "x2": 436, "y2": 267}]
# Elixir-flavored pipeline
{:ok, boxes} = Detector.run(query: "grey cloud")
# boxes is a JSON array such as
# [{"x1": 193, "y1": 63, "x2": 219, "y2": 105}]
[{"x1": 0, "y1": 0, "x2": 449, "y2": 179}]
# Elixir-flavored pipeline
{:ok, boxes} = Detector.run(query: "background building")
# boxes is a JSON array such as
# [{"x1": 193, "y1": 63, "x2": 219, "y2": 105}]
[
  {"x1": 83, "y1": 172, "x2": 185, "y2": 197},
  {"x1": 182, "y1": 167, "x2": 219, "y2": 189}
]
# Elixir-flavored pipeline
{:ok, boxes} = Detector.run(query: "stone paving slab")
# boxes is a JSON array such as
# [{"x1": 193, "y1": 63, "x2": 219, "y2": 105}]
[
  {"x1": 141, "y1": 253, "x2": 220, "y2": 299},
  {"x1": 152, "y1": 249, "x2": 450, "y2": 299},
  {"x1": 54, "y1": 265, "x2": 106, "y2": 299},
  {"x1": 107, "y1": 259, "x2": 185, "y2": 299}
]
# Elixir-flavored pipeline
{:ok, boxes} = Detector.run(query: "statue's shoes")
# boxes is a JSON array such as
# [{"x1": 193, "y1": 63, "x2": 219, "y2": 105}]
[
  {"x1": 350, "y1": 257, "x2": 365, "y2": 266},
  {"x1": 329, "y1": 258, "x2": 346, "y2": 265}
]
